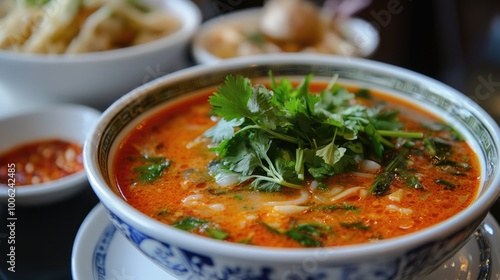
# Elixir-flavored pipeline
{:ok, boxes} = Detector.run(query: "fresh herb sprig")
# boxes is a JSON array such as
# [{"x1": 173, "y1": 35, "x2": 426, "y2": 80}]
[{"x1": 204, "y1": 73, "x2": 423, "y2": 192}]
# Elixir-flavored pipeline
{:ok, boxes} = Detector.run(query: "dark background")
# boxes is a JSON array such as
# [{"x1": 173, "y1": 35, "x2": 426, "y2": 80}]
[{"x1": 1, "y1": 0, "x2": 500, "y2": 279}]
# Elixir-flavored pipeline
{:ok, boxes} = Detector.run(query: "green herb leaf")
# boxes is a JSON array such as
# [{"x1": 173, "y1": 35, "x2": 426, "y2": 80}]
[
  {"x1": 204, "y1": 118, "x2": 244, "y2": 143},
  {"x1": 370, "y1": 149, "x2": 409, "y2": 195},
  {"x1": 435, "y1": 179, "x2": 457, "y2": 190},
  {"x1": 260, "y1": 221, "x2": 331, "y2": 247},
  {"x1": 133, "y1": 156, "x2": 171, "y2": 183},
  {"x1": 173, "y1": 217, "x2": 208, "y2": 231},
  {"x1": 340, "y1": 221, "x2": 371, "y2": 230},
  {"x1": 316, "y1": 138, "x2": 346, "y2": 166},
  {"x1": 173, "y1": 217, "x2": 229, "y2": 240},
  {"x1": 205, "y1": 227, "x2": 229, "y2": 240},
  {"x1": 313, "y1": 203, "x2": 360, "y2": 212}
]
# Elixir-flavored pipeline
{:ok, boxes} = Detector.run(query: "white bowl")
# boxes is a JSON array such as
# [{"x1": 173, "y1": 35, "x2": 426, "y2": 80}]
[
  {"x1": 0, "y1": 104, "x2": 101, "y2": 206},
  {"x1": 192, "y1": 8, "x2": 379, "y2": 64},
  {"x1": 84, "y1": 54, "x2": 500, "y2": 279},
  {"x1": 0, "y1": 0, "x2": 201, "y2": 109}
]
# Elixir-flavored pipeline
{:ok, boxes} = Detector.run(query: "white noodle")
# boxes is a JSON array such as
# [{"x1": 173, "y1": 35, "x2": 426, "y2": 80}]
[
  {"x1": 23, "y1": 0, "x2": 81, "y2": 53},
  {"x1": 386, "y1": 204, "x2": 412, "y2": 215},
  {"x1": 330, "y1": 186, "x2": 364, "y2": 202},
  {"x1": 263, "y1": 190, "x2": 309, "y2": 206},
  {"x1": 313, "y1": 194, "x2": 328, "y2": 203},
  {"x1": 0, "y1": 2, "x2": 33, "y2": 49},
  {"x1": 309, "y1": 180, "x2": 319, "y2": 191},
  {"x1": 350, "y1": 171, "x2": 376, "y2": 178},
  {"x1": 181, "y1": 194, "x2": 203, "y2": 204},
  {"x1": 0, "y1": 0, "x2": 180, "y2": 54},
  {"x1": 66, "y1": 5, "x2": 111, "y2": 53},
  {"x1": 208, "y1": 204, "x2": 225, "y2": 211},
  {"x1": 330, "y1": 186, "x2": 343, "y2": 196},
  {"x1": 272, "y1": 205, "x2": 309, "y2": 215}
]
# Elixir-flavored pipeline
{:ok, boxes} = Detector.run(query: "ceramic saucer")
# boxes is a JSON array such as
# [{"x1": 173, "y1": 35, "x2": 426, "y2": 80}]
[{"x1": 72, "y1": 203, "x2": 500, "y2": 280}]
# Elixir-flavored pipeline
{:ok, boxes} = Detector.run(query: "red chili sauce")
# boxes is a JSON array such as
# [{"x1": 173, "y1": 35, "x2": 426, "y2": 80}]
[{"x1": 0, "y1": 139, "x2": 83, "y2": 186}]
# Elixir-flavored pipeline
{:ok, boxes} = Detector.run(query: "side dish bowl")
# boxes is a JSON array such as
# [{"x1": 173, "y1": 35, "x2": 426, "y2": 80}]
[
  {"x1": 84, "y1": 54, "x2": 500, "y2": 280},
  {"x1": 0, "y1": 104, "x2": 101, "y2": 206},
  {"x1": 192, "y1": 8, "x2": 379, "y2": 64},
  {"x1": 0, "y1": 0, "x2": 201, "y2": 109}
]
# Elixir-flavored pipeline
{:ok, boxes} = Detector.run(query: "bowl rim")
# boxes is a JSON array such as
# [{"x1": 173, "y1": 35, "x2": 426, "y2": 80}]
[
  {"x1": 84, "y1": 53, "x2": 500, "y2": 261},
  {"x1": 0, "y1": 0, "x2": 202, "y2": 63},
  {"x1": 0, "y1": 103, "x2": 101, "y2": 205},
  {"x1": 191, "y1": 7, "x2": 380, "y2": 64}
]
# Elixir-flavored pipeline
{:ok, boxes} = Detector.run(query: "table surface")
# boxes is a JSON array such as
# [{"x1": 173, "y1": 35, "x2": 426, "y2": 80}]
[{"x1": 1, "y1": 2, "x2": 500, "y2": 279}]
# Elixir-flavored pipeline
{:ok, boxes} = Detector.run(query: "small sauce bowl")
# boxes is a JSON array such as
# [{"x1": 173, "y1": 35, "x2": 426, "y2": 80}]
[{"x1": 0, "y1": 104, "x2": 101, "y2": 206}]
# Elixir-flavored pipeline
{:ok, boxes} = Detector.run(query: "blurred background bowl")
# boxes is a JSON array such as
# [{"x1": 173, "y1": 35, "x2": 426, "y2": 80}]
[
  {"x1": 0, "y1": 0, "x2": 201, "y2": 110},
  {"x1": 192, "y1": 7, "x2": 379, "y2": 64},
  {"x1": 0, "y1": 104, "x2": 100, "y2": 206},
  {"x1": 84, "y1": 54, "x2": 500, "y2": 280}
]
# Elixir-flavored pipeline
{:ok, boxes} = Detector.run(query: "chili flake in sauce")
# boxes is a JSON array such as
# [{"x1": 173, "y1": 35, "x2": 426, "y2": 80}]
[{"x1": 0, "y1": 139, "x2": 83, "y2": 186}]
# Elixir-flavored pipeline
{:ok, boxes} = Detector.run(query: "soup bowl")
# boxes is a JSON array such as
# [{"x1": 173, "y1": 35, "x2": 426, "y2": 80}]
[
  {"x1": 84, "y1": 54, "x2": 500, "y2": 280},
  {"x1": 0, "y1": 103, "x2": 100, "y2": 206}
]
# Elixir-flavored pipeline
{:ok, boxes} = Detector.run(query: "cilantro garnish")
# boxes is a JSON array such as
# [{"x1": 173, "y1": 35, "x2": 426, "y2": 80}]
[
  {"x1": 173, "y1": 217, "x2": 228, "y2": 240},
  {"x1": 133, "y1": 156, "x2": 170, "y2": 183},
  {"x1": 204, "y1": 73, "x2": 423, "y2": 192},
  {"x1": 260, "y1": 221, "x2": 332, "y2": 247},
  {"x1": 173, "y1": 216, "x2": 207, "y2": 231}
]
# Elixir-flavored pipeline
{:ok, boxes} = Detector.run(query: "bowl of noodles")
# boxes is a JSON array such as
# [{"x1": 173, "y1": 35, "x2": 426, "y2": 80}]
[
  {"x1": 84, "y1": 54, "x2": 500, "y2": 280},
  {"x1": 0, "y1": 0, "x2": 201, "y2": 109}
]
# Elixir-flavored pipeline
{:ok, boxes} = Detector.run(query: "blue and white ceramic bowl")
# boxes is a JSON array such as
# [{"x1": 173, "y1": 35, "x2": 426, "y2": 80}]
[{"x1": 84, "y1": 54, "x2": 500, "y2": 280}]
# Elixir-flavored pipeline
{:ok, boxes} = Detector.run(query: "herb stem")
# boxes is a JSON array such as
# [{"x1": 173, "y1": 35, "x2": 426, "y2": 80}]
[
  {"x1": 251, "y1": 175, "x2": 303, "y2": 189},
  {"x1": 379, "y1": 137, "x2": 395, "y2": 149},
  {"x1": 295, "y1": 148, "x2": 305, "y2": 180},
  {"x1": 386, "y1": 148, "x2": 409, "y2": 172},
  {"x1": 378, "y1": 130, "x2": 424, "y2": 139},
  {"x1": 239, "y1": 125, "x2": 299, "y2": 144}
]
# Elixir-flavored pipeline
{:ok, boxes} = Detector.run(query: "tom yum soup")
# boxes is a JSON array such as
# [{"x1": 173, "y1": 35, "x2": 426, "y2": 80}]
[{"x1": 112, "y1": 74, "x2": 480, "y2": 248}]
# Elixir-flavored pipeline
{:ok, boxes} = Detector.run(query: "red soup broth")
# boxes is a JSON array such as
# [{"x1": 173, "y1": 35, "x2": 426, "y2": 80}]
[
  {"x1": 112, "y1": 83, "x2": 480, "y2": 248},
  {"x1": 0, "y1": 139, "x2": 83, "y2": 186}
]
